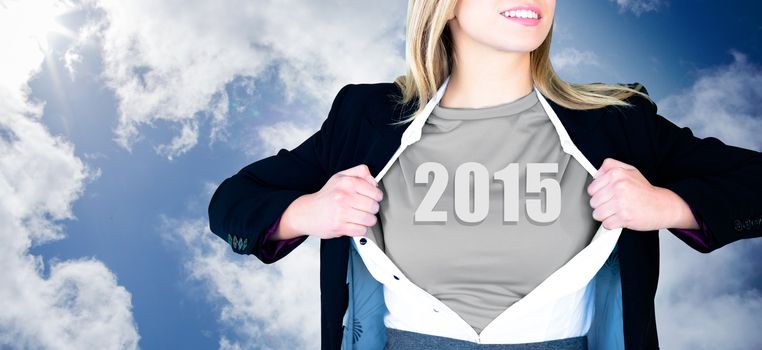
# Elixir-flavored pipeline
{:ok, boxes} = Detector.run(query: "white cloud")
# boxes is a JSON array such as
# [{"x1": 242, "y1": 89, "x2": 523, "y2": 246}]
[
  {"x1": 252, "y1": 121, "x2": 316, "y2": 158},
  {"x1": 551, "y1": 47, "x2": 600, "y2": 72},
  {"x1": 219, "y1": 337, "x2": 244, "y2": 350},
  {"x1": 0, "y1": 1, "x2": 139, "y2": 348},
  {"x1": 62, "y1": 49, "x2": 82, "y2": 80},
  {"x1": 655, "y1": 50, "x2": 762, "y2": 350},
  {"x1": 652, "y1": 50, "x2": 762, "y2": 151},
  {"x1": 161, "y1": 216, "x2": 321, "y2": 349},
  {"x1": 658, "y1": 233, "x2": 762, "y2": 350},
  {"x1": 610, "y1": 0, "x2": 667, "y2": 16},
  {"x1": 69, "y1": 0, "x2": 405, "y2": 160}
]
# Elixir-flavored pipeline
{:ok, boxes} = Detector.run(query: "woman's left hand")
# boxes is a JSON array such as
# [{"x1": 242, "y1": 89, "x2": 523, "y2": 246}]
[{"x1": 586, "y1": 157, "x2": 696, "y2": 231}]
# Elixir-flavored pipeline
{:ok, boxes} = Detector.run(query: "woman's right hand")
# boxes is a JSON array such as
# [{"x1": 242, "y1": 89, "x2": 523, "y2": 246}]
[{"x1": 280, "y1": 164, "x2": 383, "y2": 239}]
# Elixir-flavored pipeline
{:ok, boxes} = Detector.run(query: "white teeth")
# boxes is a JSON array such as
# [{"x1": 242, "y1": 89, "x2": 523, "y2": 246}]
[{"x1": 503, "y1": 9, "x2": 539, "y2": 19}]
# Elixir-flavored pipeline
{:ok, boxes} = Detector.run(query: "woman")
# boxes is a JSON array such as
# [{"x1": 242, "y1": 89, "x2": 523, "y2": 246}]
[{"x1": 208, "y1": 0, "x2": 762, "y2": 349}]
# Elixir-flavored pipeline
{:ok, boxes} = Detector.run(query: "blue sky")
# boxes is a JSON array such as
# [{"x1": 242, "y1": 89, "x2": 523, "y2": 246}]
[{"x1": 2, "y1": 0, "x2": 761, "y2": 349}]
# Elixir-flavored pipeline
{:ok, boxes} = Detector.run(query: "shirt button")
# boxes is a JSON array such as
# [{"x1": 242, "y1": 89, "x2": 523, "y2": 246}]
[
  {"x1": 433, "y1": 307, "x2": 439, "y2": 312},
  {"x1": 393, "y1": 275, "x2": 399, "y2": 280},
  {"x1": 359, "y1": 237, "x2": 367, "y2": 245}
]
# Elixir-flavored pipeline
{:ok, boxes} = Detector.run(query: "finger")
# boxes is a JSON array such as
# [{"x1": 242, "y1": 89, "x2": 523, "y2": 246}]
[
  {"x1": 354, "y1": 178, "x2": 384, "y2": 202},
  {"x1": 345, "y1": 207, "x2": 378, "y2": 228},
  {"x1": 595, "y1": 158, "x2": 615, "y2": 178},
  {"x1": 349, "y1": 193, "x2": 381, "y2": 214},
  {"x1": 596, "y1": 158, "x2": 635, "y2": 180},
  {"x1": 599, "y1": 157, "x2": 636, "y2": 173},
  {"x1": 587, "y1": 170, "x2": 611, "y2": 197},
  {"x1": 338, "y1": 164, "x2": 377, "y2": 187},
  {"x1": 602, "y1": 217, "x2": 623, "y2": 230},
  {"x1": 610, "y1": 159, "x2": 636, "y2": 170},
  {"x1": 592, "y1": 199, "x2": 618, "y2": 223},
  {"x1": 360, "y1": 167, "x2": 379, "y2": 188},
  {"x1": 589, "y1": 183, "x2": 615, "y2": 209},
  {"x1": 589, "y1": 165, "x2": 632, "y2": 197}
]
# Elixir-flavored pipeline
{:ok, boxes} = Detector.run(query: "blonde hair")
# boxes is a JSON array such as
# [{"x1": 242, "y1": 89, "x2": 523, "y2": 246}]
[{"x1": 390, "y1": 0, "x2": 652, "y2": 126}]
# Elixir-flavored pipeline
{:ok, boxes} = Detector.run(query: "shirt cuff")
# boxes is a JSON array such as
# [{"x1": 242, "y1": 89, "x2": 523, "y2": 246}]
[
  {"x1": 256, "y1": 214, "x2": 307, "y2": 261},
  {"x1": 668, "y1": 203, "x2": 713, "y2": 251}
]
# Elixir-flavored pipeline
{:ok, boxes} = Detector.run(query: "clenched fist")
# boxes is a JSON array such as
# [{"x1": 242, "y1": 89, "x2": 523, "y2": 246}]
[
  {"x1": 278, "y1": 164, "x2": 384, "y2": 240},
  {"x1": 586, "y1": 157, "x2": 698, "y2": 231}
]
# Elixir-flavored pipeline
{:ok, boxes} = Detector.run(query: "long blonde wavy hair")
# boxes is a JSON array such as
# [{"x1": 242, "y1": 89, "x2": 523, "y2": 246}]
[{"x1": 390, "y1": 0, "x2": 652, "y2": 126}]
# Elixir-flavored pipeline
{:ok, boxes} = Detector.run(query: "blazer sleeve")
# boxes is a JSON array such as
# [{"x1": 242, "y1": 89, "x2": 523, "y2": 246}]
[
  {"x1": 635, "y1": 83, "x2": 762, "y2": 253},
  {"x1": 207, "y1": 84, "x2": 353, "y2": 263},
  {"x1": 669, "y1": 203, "x2": 713, "y2": 252},
  {"x1": 256, "y1": 214, "x2": 307, "y2": 262}
]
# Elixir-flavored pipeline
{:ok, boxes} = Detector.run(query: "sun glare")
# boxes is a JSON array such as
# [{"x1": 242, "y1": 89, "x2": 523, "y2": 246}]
[{"x1": 0, "y1": 0, "x2": 76, "y2": 51}]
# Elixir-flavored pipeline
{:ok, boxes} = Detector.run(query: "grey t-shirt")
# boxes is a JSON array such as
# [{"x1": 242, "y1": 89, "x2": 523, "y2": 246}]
[{"x1": 372, "y1": 89, "x2": 599, "y2": 334}]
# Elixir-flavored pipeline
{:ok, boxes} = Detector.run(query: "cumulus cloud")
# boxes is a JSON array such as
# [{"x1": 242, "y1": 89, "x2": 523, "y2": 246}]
[
  {"x1": 655, "y1": 50, "x2": 762, "y2": 350},
  {"x1": 161, "y1": 215, "x2": 321, "y2": 349},
  {"x1": 610, "y1": 0, "x2": 667, "y2": 16},
  {"x1": 0, "y1": 1, "x2": 139, "y2": 348},
  {"x1": 652, "y1": 50, "x2": 762, "y2": 151},
  {"x1": 68, "y1": 0, "x2": 405, "y2": 160}
]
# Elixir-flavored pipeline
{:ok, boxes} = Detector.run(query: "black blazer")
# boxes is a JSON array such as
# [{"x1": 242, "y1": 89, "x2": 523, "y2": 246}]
[{"x1": 208, "y1": 82, "x2": 762, "y2": 349}]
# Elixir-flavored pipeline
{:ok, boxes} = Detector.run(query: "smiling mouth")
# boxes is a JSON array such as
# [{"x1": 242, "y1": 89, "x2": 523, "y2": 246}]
[{"x1": 499, "y1": 8, "x2": 542, "y2": 20}]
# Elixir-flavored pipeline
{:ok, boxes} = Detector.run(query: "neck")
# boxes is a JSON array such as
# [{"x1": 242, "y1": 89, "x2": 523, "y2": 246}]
[{"x1": 442, "y1": 41, "x2": 534, "y2": 109}]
